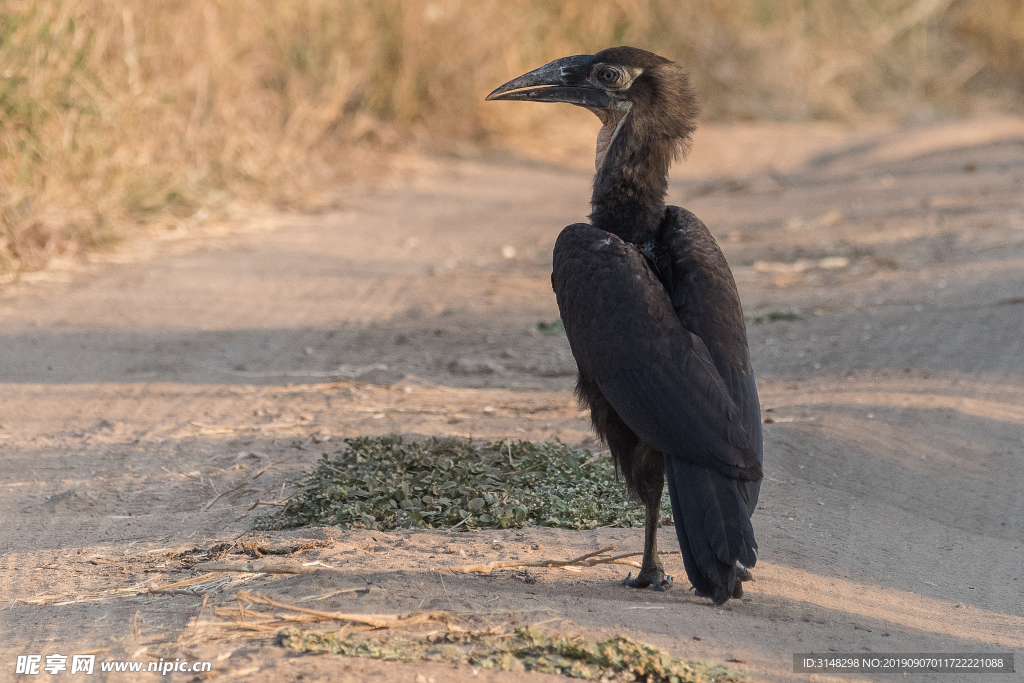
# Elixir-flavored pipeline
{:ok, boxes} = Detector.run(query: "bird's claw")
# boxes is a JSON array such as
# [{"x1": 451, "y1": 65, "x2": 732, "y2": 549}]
[
  {"x1": 732, "y1": 566, "x2": 753, "y2": 599},
  {"x1": 622, "y1": 571, "x2": 649, "y2": 588},
  {"x1": 622, "y1": 569, "x2": 671, "y2": 590}
]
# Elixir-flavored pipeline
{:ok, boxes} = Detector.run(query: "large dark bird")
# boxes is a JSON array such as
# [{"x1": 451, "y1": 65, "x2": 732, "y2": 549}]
[{"x1": 487, "y1": 47, "x2": 763, "y2": 604}]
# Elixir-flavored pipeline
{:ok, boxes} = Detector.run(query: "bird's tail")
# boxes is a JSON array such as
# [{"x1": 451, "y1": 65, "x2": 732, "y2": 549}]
[{"x1": 664, "y1": 455, "x2": 757, "y2": 605}]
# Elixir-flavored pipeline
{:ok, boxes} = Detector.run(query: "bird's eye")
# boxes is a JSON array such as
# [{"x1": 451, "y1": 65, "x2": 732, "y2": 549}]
[{"x1": 598, "y1": 68, "x2": 620, "y2": 84}]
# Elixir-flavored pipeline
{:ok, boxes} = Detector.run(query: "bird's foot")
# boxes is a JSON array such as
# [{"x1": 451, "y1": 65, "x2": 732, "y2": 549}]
[
  {"x1": 732, "y1": 566, "x2": 754, "y2": 599},
  {"x1": 623, "y1": 569, "x2": 673, "y2": 591}
]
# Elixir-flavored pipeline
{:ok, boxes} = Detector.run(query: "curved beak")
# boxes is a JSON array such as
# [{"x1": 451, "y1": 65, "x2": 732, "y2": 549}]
[{"x1": 486, "y1": 54, "x2": 609, "y2": 109}]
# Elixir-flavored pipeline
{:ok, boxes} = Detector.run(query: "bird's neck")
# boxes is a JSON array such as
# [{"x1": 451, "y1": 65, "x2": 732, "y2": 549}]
[{"x1": 589, "y1": 111, "x2": 673, "y2": 244}]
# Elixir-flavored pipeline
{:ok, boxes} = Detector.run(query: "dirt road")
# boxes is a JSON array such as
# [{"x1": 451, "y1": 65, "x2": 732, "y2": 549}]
[{"x1": 1, "y1": 118, "x2": 1023, "y2": 682}]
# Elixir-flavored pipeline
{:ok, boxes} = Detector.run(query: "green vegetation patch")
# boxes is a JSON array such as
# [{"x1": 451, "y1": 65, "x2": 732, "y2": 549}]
[
  {"x1": 257, "y1": 437, "x2": 667, "y2": 532},
  {"x1": 745, "y1": 309, "x2": 804, "y2": 324},
  {"x1": 537, "y1": 319, "x2": 566, "y2": 335},
  {"x1": 278, "y1": 626, "x2": 747, "y2": 683}
]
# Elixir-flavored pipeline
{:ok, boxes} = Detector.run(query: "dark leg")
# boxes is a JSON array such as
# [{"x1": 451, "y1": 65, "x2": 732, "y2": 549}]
[
  {"x1": 574, "y1": 378, "x2": 672, "y2": 591},
  {"x1": 622, "y1": 444, "x2": 672, "y2": 590},
  {"x1": 623, "y1": 494, "x2": 673, "y2": 590}
]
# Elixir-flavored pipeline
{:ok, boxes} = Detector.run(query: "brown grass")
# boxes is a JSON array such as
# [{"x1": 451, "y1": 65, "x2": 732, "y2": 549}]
[{"x1": 2, "y1": 0, "x2": 1023, "y2": 274}]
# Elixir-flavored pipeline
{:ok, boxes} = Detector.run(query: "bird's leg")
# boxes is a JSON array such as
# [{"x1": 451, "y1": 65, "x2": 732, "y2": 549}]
[
  {"x1": 622, "y1": 457, "x2": 672, "y2": 590},
  {"x1": 622, "y1": 496, "x2": 673, "y2": 590}
]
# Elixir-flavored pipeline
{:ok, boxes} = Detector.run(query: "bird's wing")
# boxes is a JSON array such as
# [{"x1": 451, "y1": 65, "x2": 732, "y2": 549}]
[
  {"x1": 658, "y1": 206, "x2": 764, "y2": 509},
  {"x1": 552, "y1": 223, "x2": 762, "y2": 481}
]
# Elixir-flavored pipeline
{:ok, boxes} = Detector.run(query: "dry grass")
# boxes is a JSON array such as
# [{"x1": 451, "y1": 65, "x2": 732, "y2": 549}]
[
  {"x1": 2, "y1": 0, "x2": 1023, "y2": 274},
  {"x1": 439, "y1": 544, "x2": 645, "y2": 575}
]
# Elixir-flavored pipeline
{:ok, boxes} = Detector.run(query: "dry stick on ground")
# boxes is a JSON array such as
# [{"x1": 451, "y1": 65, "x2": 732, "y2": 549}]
[
  {"x1": 192, "y1": 561, "x2": 346, "y2": 575},
  {"x1": 440, "y1": 544, "x2": 646, "y2": 575},
  {"x1": 208, "y1": 605, "x2": 341, "y2": 633},
  {"x1": 234, "y1": 591, "x2": 455, "y2": 629},
  {"x1": 290, "y1": 588, "x2": 372, "y2": 603},
  {"x1": 19, "y1": 573, "x2": 216, "y2": 606},
  {"x1": 19, "y1": 570, "x2": 263, "y2": 606},
  {"x1": 204, "y1": 458, "x2": 289, "y2": 511},
  {"x1": 191, "y1": 594, "x2": 210, "y2": 632},
  {"x1": 152, "y1": 573, "x2": 222, "y2": 590},
  {"x1": 202, "y1": 603, "x2": 557, "y2": 642}
]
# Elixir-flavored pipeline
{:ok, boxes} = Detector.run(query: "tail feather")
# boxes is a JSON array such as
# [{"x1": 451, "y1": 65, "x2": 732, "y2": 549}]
[{"x1": 664, "y1": 454, "x2": 757, "y2": 605}]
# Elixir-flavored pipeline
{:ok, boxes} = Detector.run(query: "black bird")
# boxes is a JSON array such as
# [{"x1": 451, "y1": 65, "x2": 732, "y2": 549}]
[{"x1": 487, "y1": 47, "x2": 763, "y2": 605}]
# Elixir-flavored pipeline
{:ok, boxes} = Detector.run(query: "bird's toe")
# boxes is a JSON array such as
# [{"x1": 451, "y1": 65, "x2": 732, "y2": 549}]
[
  {"x1": 623, "y1": 567, "x2": 671, "y2": 589},
  {"x1": 622, "y1": 571, "x2": 653, "y2": 589}
]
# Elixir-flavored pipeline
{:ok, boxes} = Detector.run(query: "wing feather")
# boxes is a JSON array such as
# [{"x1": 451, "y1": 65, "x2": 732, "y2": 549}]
[
  {"x1": 659, "y1": 206, "x2": 764, "y2": 509},
  {"x1": 552, "y1": 223, "x2": 762, "y2": 482}
]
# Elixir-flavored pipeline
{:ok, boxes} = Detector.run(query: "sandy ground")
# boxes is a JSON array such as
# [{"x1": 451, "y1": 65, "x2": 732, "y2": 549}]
[{"x1": 1, "y1": 117, "x2": 1023, "y2": 682}]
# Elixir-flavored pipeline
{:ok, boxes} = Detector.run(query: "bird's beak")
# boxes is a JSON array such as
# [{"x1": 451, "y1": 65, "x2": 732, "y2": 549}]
[{"x1": 486, "y1": 54, "x2": 609, "y2": 109}]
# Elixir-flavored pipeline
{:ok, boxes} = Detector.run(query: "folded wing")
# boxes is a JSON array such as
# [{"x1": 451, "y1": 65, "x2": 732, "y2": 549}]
[{"x1": 552, "y1": 223, "x2": 762, "y2": 482}]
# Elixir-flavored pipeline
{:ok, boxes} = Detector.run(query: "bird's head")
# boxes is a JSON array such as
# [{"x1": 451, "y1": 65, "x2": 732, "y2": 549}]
[{"x1": 487, "y1": 47, "x2": 697, "y2": 171}]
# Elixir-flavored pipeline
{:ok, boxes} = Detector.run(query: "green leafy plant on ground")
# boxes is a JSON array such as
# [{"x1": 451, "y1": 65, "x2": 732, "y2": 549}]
[
  {"x1": 257, "y1": 437, "x2": 669, "y2": 532},
  {"x1": 537, "y1": 319, "x2": 566, "y2": 335},
  {"x1": 278, "y1": 626, "x2": 748, "y2": 683},
  {"x1": 745, "y1": 309, "x2": 805, "y2": 324}
]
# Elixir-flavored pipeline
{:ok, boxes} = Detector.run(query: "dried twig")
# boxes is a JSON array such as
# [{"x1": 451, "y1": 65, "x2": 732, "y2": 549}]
[
  {"x1": 152, "y1": 573, "x2": 221, "y2": 590},
  {"x1": 234, "y1": 591, "x2": 453, "y2": 629},
  {"x1": 295, "y1": 587, "x2": 373, "y2": 602},
  {"x1": 204, "y1": 459, "x2": 288, "y2": 511},
  {"x1": 215, "y1": 621, "x2": 282, "y2": 632},
  {"x1": 440, "y1": 544, "x2": 644, "y2": 575},
  {"x1": 19, "y1": 577, "x2": 159, "y2": 606},
  {"x1": 192, "y1": 561, "x2": 342, "y2": 575},
  {"x1": 192, "y1": 594, "x2": 210, "y2": 631},
  {"x1": 17, "y1": 571, "x2": 247, "y2": 606}
]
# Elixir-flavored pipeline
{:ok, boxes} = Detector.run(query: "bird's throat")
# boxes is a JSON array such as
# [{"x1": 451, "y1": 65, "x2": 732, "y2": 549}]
[
  {"x1": 590, "y1": 106, "x2": 672, "y2": 244},
  {"x1": 594, "y1": 108, "x2": 629, "y2": 172}
]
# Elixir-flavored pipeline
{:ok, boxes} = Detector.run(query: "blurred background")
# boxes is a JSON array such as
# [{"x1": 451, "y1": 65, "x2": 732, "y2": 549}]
[{"x1": 2, "y1": 0, "x2": 1023, "y2": 275}]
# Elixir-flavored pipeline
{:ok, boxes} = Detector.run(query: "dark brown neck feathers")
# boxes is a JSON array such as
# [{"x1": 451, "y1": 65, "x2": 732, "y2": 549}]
[
  {"x1": 589, "y1": 112, "x2": 673, "y2": 244},
  {"x1": 588, "y1": 64, "x2": 698, "y2": 244}
]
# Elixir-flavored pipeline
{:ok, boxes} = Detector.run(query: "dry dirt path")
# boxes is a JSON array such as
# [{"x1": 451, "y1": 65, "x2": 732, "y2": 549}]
[{"x1": 1, "y1": 119, "x2": 1023, "y2": 682}]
